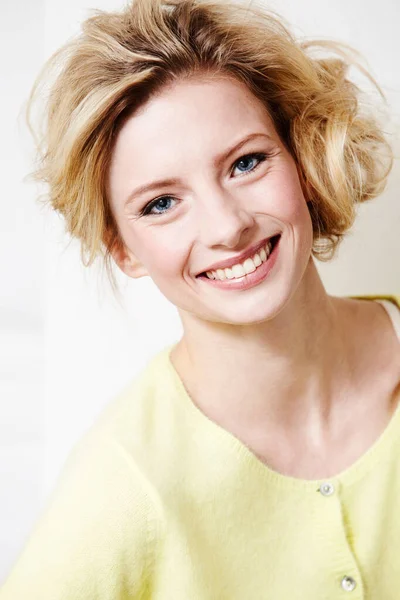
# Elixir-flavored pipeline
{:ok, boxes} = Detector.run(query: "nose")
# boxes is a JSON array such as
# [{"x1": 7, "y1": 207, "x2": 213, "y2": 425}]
[{"x1": 196, "y1": 188, "x2": 256, "y2": 249}]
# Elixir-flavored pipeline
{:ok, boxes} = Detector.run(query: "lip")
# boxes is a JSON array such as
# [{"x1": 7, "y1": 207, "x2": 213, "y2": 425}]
[
  {"x1": 196, "y1": 234, "x2": 281, "y2": 276},
  {"x1": 197, "y1": 233, "x2": 281, "y2": 291}
]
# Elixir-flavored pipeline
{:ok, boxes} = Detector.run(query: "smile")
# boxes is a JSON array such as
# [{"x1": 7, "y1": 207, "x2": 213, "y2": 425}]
[{"x1": 196, "y1": 234, "x2": 281, "y2": 291}]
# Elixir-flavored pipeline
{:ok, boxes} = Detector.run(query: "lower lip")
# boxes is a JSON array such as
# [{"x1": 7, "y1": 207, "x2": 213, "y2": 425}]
[{"x1": 197, "y1": 235, "x2": 281, "y2": 291}]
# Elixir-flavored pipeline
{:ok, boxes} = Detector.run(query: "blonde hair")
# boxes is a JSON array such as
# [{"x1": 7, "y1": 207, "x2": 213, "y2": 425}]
[{"x1": 26, "y1": 0, "x2": 393, "y2": 294}]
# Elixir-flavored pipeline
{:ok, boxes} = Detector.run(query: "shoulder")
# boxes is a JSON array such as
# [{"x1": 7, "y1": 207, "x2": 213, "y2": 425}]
[
  {"x1": 348, "y1": 293, "x2": 400, "y2": 311},
  {"x1": 335, "y1": 294, "x2": 400, "y2": 383},
  {"x1": 91, "y1": 343, "x2": 183, "y2": 463},
  {"x1": 344, "y1": 294, "x2": 400, "y2": 399},
  {"x1": 0, "y1": 421, "x2": 165, "y2": 599},
  {"x1": 93, "y1": 344, "x2": 175, "y2": 432}
]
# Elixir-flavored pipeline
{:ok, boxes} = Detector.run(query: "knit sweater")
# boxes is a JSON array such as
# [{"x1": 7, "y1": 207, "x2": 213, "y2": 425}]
[{"x1": 1, "y1": 294, "x2": 400, "y2": 599}]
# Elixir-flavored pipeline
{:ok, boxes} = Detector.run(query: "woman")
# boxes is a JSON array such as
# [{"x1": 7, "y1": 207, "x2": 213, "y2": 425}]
[{"x1": 2, "y1": 0, "x2": 399, "y2": 597}]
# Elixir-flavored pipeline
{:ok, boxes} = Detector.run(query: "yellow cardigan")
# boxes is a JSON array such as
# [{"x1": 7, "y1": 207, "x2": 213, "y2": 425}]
[{"x1": 1, "y1": 294, "x2": 400, "y2": 599}]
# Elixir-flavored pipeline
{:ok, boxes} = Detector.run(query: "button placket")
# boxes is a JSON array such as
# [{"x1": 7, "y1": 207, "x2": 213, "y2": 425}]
[{"x1": 315, "y1": 480, "x2": 363, "y2": 596}]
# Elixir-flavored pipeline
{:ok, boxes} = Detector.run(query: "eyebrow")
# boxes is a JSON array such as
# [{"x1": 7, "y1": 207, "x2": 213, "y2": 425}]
[{"x1": 123, "y1": 131, "x2": 274, "y2": 208}]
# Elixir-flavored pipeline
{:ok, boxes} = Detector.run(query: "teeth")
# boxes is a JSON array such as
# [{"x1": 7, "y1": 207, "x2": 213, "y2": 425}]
[{"x1": 205, "y1": 240, "x2": 273, "y2": 281}]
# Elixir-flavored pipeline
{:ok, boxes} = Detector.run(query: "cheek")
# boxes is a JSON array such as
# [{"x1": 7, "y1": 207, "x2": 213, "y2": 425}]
[
  {"x1": 119, "y1": 215, "x2": 191, "y2": 280},
  {"x1": 282, "y1": 165, "x2": 310, "y2": 221},
  {"x1": 146, "y1": 241, "x2": 187, "y2": 279},
  {"x1": 258, "y1": 166, "x2": 309, "y2": 224}
]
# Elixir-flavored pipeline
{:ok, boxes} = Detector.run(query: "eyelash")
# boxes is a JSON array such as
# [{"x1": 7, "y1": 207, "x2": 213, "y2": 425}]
[{"x1": 138, "y1": 151, "x2": 271, "y2": 217}]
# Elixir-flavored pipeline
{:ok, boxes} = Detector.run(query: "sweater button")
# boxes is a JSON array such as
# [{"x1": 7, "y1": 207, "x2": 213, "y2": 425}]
[
  {"x1": 341, "y1": 576, "x2": 357, "y2": 591},
  {"x1": 319, "y1": 481, "x2": 335, "y2": 496}
]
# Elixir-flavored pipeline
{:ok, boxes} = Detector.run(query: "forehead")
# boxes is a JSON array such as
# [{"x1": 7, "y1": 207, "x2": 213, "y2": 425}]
[{"x1": 113, "y1": 75, "x2": 278, "y2": 152}]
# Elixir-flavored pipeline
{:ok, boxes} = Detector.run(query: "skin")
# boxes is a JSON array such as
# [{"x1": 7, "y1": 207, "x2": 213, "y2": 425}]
[{"x1": 107, "y1": 74, "x2": 400, "y2": 479}]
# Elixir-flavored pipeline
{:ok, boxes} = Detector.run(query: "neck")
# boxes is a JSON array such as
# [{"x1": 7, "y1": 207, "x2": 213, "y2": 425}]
[{"x1": 171, "y1": 259, "x2": 362, "y2": 443}]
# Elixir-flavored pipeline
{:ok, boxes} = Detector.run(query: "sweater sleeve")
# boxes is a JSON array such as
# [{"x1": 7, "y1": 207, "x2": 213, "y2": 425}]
[{"x1": 0, "y1": 432, "x2": 162, "y2": 600}]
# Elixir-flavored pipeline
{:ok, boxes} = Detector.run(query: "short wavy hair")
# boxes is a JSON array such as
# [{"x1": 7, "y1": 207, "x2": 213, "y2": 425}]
[{"x1": 26, "y1": 0, "x2": 393, "y2": 294}]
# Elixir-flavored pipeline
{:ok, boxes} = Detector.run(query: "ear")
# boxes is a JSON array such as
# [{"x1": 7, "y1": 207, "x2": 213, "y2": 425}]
[{"x1": 109, "y1": 239, "x2": 149, "y2": 279}]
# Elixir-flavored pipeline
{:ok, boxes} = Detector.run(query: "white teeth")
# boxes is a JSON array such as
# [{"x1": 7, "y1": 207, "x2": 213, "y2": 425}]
[
  {"x1": 216, "y1": 268, "x2": 227, "y2": 280},
  {"x1": 205, "y1": 239, "x2": 273, "y2": 281},
  {"x1": 232, "y1": 263, "x2": 247, "y2": 277},
  {"x1": 253, "y1": 253, "x2": 262, "y2": 267}
]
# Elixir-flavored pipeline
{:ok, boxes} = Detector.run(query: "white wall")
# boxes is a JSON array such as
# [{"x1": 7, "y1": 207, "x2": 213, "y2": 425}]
[
  {"x1": 1, "y1": 0, "x2": 399, "y2": 582},
  {"x1": 0, "y1": 0, "x2": 46, "y2": 581}
]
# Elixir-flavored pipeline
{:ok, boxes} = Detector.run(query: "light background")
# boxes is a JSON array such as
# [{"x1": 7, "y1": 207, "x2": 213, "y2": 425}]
[{"x1": 1, "y1": 0, "x2": 399, "y2": 581}]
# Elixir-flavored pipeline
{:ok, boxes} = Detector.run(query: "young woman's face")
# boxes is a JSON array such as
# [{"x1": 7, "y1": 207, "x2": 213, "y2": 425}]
[{"x1": 107, "y1": 75, "x2": 314, "y2": 324}]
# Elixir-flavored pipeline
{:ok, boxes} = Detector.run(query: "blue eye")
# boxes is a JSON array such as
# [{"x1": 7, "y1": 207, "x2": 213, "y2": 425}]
[
  {"x1": 139, "y1": 151, "x2": 269, "y2": 217},
  {"x1": 233, "y1": 153, "x2": 265, "y2": 176}
]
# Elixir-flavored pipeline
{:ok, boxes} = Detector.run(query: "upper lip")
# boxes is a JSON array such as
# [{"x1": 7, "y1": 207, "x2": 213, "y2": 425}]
[{"x1": 196, "y1": 234, "x2": 280, "y2": 276}]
